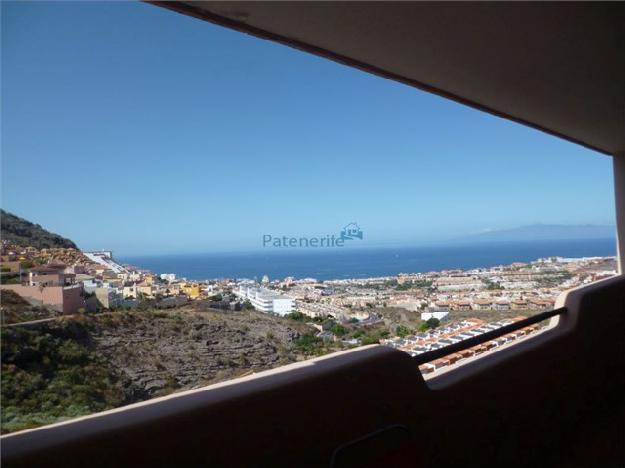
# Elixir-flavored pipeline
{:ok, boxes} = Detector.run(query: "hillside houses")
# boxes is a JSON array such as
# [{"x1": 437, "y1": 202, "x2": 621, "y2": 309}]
[{"x1": 0, "y1": 244, "x2": 211, "y2": 314}]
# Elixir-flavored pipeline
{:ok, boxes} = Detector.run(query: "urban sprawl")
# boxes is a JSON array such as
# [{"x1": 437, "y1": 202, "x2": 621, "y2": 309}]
[{"x1": 0, "y1": 242, "x2": 616, "y2": 376}]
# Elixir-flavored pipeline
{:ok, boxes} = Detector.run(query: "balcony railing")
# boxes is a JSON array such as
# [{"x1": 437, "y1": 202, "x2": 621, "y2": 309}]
[{"x1": 413, "y1": 307, "x2": 566, "y2": 366}]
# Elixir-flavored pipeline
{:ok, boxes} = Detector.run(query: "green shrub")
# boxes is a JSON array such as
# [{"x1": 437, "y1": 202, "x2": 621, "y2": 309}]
[
  {"x1": 292, "y1": 334, "x2": 323, "y2": 354},
  {"x1": 285, "y1": 311, "x2": 305, "y2": 321},
  {"x1": 361, "y1": 336, "x2": 379, "y2": 345},
  {"x1": 1, "y1": 323, "x2": 127, "y2": 434}
]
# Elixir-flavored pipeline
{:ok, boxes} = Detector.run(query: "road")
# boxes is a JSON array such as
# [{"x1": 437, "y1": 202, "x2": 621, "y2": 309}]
[{"x1": 2, "y1": 315, "x2": 75, "y2": 328}]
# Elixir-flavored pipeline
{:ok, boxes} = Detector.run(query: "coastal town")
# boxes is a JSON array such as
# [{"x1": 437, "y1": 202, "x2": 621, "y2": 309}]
[
  {"x1": 0, "y1": 210, "x2": 620, "y2": 434},
  {"x1": 2, "y1": 1, "x2": 621, "y2": 462},
  {"x1": 1, "y1": 240, "x2": 616, "y2": 376}
]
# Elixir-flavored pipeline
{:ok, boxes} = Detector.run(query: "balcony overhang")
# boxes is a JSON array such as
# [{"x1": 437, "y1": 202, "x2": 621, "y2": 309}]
[{"x1": 152, "y1": 1, "x2": 625, "y2": 156}]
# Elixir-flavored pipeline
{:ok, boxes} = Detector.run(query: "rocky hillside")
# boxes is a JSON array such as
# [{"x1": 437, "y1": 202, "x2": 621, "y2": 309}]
[
  {"x1": 1, "y1": 210, "x2": 78, "y2": 249},
  {"x1": 1, "y1": 306, "x2": 337, "y2": 433},
  {"x1": 90, "y1": 307, "x2": 315, "y2": 393}
]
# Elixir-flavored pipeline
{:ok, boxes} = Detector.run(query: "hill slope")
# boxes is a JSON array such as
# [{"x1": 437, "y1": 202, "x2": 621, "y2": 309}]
[
  {"x1": 0, "y1": 210, "x2": 78, "y2": 249},
  {"x1": 1, "y1": 307, "x2": 335, "y2": 433}
]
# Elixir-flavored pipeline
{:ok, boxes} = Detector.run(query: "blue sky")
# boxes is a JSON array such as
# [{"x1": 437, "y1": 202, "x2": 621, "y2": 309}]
[{"x1": 1, "y1": 2, "x2": 616, "y2": 256}]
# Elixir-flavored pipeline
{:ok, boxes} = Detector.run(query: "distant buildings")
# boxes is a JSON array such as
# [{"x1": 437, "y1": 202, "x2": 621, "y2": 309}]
[
  {"x1": 421, "y1": 310, "x2": 449, "y2": 321},
  {"x1": 234, "y1": 286, "x2": 294, "y2": 315},
  {"x1": 160, "y1": 273, "x2": 176, "y2": 283},
  {"x1": 0, "y1": 246, "x2": 219, "y2": 314},
  {"x1": 1, "y1": 240, "x2": 616, "y2": 329},
  {"x1": 434, "y1": 276, "x2": 483, "y2": 291},
  {"x1": 181, "y1": 282, "x2": 201, "y2": 299},
  {"x1": 494, "y1": 301, "x2": 510, "y2": 311},
  {"x1": 1, "y1": 263, "x2": 86, "y2": 314},
  {"x1": 94, "y1": 286, "x2": 123, "y2": 309},
  {"x1": 83, "y1": 251, "x2": 126, "y2": 274},
  {"x1": 122, "y1": 283, "x2": 138, "y2": 299},
  {"x1": 383, "y1": 316, "x2": 542, "y2": 376},
  {"x1": 29, "y1": 264, "x2": 76, "y2": 287},
  {"x1": 511, "y1": 299, "x2": 528, "y2": 310},
  {"x1": 297, "y1": 301, "x2": 348, "y2": 320},
  {"x1": 472, "y1": 299, "x2": 492, "y2": 311}
]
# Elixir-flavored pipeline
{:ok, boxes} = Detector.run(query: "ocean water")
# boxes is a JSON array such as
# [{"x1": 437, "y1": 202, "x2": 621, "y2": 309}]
[{"x1": 120, "y1": 238, "x2": 616, "y2": 282}]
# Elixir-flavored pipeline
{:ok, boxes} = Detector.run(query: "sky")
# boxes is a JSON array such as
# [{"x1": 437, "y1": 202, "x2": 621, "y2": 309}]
[{"x1": 1, "y1": 1, "x2": 616, "y2": 256}]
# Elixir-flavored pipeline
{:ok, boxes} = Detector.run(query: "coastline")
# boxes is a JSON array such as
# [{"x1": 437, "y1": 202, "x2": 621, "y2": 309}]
[{"x1": 120, "y1": 238, "x2": 617, "y2": 282}]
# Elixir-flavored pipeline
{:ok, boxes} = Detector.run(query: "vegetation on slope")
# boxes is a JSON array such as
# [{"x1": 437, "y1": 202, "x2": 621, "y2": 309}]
[
  {"x1": 0, "y1": 307, "x2": 330, "y2": 434},
  {"x1": 1, "y1": 210, "x2": 78, "y2": 249},
  {"x1": 1, "y1": 319, "x2": 136, "y2": 434}
]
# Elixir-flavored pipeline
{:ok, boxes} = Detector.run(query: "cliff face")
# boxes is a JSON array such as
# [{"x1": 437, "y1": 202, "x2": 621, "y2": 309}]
[
  {"x1": 1, "y1": 306, "x2": 322, "y2": 433},
  {"x1": 1, "y1": 210, "x2": 78, "y2": 250}
]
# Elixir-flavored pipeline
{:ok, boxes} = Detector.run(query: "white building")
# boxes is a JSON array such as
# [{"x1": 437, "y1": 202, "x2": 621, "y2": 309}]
[
  {"x1": 83, "y1": 251, "x2": 127, "y2": 274},
  {"x1": 297, "y1": 301, "x2": 348, "y2": 320},
  {"x1": 160, "y1": 273, "x2": 177, "y2": 283},
  {"x1": 234, "y1": 286, "x2": 294, "y2": 315},
  {"x1": 421, "y1": 310, "x2": 449, "y2": 321}
]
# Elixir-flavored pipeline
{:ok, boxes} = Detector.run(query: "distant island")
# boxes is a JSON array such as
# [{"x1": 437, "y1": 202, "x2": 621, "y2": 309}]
[{"x1": 457, "y1": 224, "x2": 616, "y2": 243}]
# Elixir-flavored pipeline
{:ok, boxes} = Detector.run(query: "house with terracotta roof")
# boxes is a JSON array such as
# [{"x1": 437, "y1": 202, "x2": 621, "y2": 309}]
[
  {"x1": 29, "y1": 264, "x2": 75, "y2": 287},
  {"x1": 454, "y1": 300, "x2": 472, "y2": 311},
  {"x1": 494, "y1": 300, "x2": 510, "y2": 310},
  {"x1": 472, "y1": 299, "x2": 492, "y2": 310}
]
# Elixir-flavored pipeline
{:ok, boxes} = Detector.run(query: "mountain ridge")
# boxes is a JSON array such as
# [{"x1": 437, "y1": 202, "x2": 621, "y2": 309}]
[
  {"x1": 0, "y1": 210, "x2": 78, "y2": 250},
  {"x1": 458, "y1": 223, "x2": 616, "y2": 242}
]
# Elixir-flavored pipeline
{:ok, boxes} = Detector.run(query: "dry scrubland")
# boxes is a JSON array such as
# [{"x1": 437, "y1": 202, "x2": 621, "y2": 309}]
[
  {"x1": 1, "y1": 305, "x2": 335, "y2": 434},
  {"x1": 1, "y1": 293, "x2": 550, "y2": 434}
]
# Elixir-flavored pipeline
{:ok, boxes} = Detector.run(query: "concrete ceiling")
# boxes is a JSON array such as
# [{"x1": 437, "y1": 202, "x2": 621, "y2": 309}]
[{"x1": 153, "y1": 1, "x2": 625, "y2": 156}]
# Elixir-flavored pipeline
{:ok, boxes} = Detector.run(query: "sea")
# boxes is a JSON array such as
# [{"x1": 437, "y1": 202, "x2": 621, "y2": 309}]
[{"x1": 119, "y1": 238, "x2": 616, "y2": 282}]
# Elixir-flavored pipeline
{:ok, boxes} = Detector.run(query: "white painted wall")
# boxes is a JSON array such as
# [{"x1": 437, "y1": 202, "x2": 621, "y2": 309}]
[
  {"x1": 272, "y1": 298, "x2": 294, "y2": 315},
  {"x1": 421, "y1": 311, "x2": 449, "y2": 321}
]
